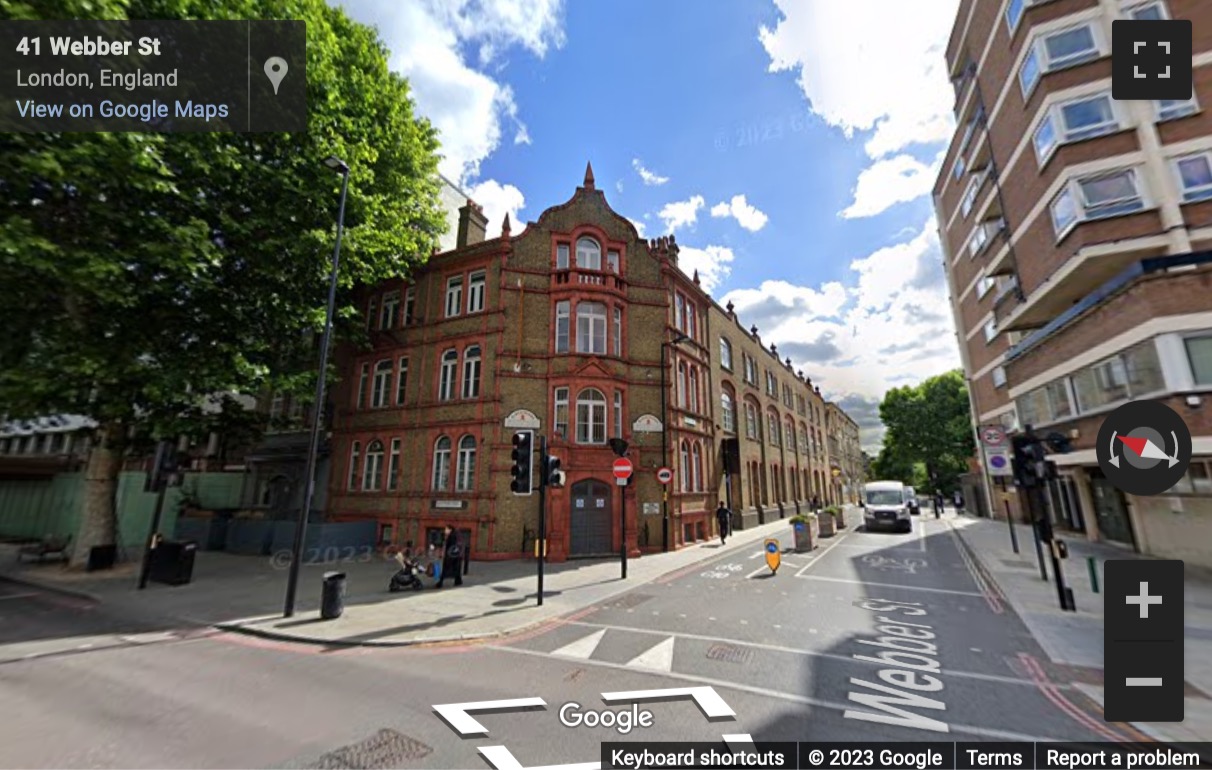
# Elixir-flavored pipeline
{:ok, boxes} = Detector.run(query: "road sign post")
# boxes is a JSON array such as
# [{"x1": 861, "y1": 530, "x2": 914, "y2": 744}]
[{"x1": 613, "y1": 457, "x2": 633, "y2": 578}]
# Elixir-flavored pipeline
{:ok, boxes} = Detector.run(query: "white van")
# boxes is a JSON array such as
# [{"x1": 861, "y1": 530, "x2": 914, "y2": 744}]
[{"x1": 862, "y1": 481, "x2": 913, "y2": 533}]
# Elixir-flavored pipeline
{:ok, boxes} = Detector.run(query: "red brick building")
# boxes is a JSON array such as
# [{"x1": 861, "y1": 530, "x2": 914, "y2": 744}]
[{"x1": 936, "y1": 0, "x2": 1212, "y2": 567}]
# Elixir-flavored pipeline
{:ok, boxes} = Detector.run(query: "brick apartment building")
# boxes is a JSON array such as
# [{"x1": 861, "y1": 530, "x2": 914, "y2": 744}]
[
  {"x1": 325, "y1": 165, "x2": 863, "y2": 562},
  {"x1": 935, "y1": 0, "x2": 1212, "y2": 568}
]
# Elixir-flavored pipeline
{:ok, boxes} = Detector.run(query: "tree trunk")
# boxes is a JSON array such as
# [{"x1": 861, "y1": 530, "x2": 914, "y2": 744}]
[{"x1": 70, "y1": 425, "x2": 121, "y2": 569}]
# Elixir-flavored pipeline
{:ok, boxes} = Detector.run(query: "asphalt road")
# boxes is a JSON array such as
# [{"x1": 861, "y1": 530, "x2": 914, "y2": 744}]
[{"x1": 0, "y1": 517, "x2": 1149, "y2": 769}]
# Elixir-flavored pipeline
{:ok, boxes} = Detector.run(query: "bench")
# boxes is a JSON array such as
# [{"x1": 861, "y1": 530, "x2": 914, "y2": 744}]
[{"x1": 17, "y1": 535, "x2": 72, "y2": 563}]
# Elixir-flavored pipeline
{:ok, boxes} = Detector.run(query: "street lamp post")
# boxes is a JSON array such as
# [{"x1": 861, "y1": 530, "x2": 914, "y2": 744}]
[
  {"x1": 283, "y1": 156, "x2": 350, "y2": 618},
  {"x1": 659, "y1": 332, "x2": 690, "y2": 553}
]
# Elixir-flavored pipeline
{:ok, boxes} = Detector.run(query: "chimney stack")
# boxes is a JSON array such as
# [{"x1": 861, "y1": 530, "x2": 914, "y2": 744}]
[{"x1": 457, "y1": 199, "x2": 488, "y2": 248}]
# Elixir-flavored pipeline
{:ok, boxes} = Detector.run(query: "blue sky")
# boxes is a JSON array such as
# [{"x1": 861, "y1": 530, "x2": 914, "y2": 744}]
[{"x1": 338, "y1": 0, "x2": 962, "y2": 450}]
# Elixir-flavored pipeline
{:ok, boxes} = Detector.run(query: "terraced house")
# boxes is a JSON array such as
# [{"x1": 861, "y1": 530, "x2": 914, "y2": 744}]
[{"x1": 327, "y1": 165, "x2": 862, "y2": 562}]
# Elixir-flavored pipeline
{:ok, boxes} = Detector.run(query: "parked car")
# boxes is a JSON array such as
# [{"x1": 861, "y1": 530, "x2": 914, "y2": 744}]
[
  {"x1": 861, "y1": 481, "x2": 913, "y2": 533},
  {"x1": 905, "y1": 486, "x2": 921, "y2": 515}
]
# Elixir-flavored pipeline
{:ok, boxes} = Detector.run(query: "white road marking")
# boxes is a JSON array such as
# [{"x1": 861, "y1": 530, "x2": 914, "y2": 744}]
[
  {"x1": 744, "y1": 565, "x2": 770, "y2": 579},
  {"x1": 749, "y1": 550, "x2": 764, "y2": 560},
  {"x1": 794, "y1": 530, "x2": 852, "y2": 576},
  {"x1": 773, "y1": 624, "x2": 782, "y2": 629},
  {"x1": 494, "y1": 645, "x2": 1063, "y2": 741},
  {"x1": 793, "y1": 574, "x2": 984, "y2": 596},
  {"x1": 626, "y1": 636, "x2": 675, "y2": 672},
  {"x1": 479, "y1": 745, "x2": 600, "y2": 770},
  {"x1": 602, "y1": 685, "x2": 735, "y2": 718},
  {"x1": 550, "y1": 629, "x2": 605, "y2": 660},
  {"x1": 739, "y1": 620, "x2": 748, "y2": 625},
  {"x1": 433, "y1": 697, "x2": 547, "y2": 736},
  {"x1": 0, "y1": 593, "x2": 36, "y2": 601},
  {"x1": 120, "y1": 632, "x2": 179, "y2": 644},
  {"x1": 547, "y1": 620, "x2": 1062, "y2": 688},
  {"x1": 918, "y1": 521, "x2": 927, "y2": 551}
]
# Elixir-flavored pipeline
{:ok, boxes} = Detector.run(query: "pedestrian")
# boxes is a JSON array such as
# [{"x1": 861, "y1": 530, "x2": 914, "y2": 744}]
[
  {"x1": 811, "y1": 494, "x2": 821, "y2": 513},
  {"x1": 953, "y1": 490, "x2": 964, "y2": 512},
  {"x1": 715, "y1": 501, "x2": 731, "y2": 544},
  {"x1": 434, "y1": 525, "x2": 463, "y2": 588},
  {"x1": 933, "y1": 490, "x2": 944, "y2": 518}
]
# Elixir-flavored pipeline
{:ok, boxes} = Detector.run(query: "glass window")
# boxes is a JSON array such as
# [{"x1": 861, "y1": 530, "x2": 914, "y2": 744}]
[
  {"x1": 396, "y1": 357, "x2": 409, "y2": 405},
  {"x1": 439, "y1": 349, "x2": 458, "y2": 401},
  {"x1": 576, "y1": 237, "x2": 601, "y2": 270},
  {"x1": 367, "y1": 297, "x2": 377, "y2": 330},
  {"x1": 381, "y1": 291, "x2": 399, "y2": 330},
  {"x1": 372, "y1": 359, "x2": 392, "y2": 407},
  {"x1": 347, "y1": 441, "x2": 360, "y2": 490},
  {"x1": 689, "y1": 367, "x2": 700, "y2": 413},
  {"x1": 800, "y1": 424, "x2": 809, "y2": 452},
  {"x1": 357, "y1": 363, "x2": 370, "y2": 409},
  {"x1": 984, "y1": 318, "x2": 998, "y2": 343},
  {"x1": 403, "y1": 286, "x2": 416, "y2": 325},
  {"x1": 432, "y1": 436, "x2": 451, "y2": 491},
  {"x1": 720, "y1": 337, "x2": 733, "y2": 369},
  {"x1": 768, "y1": 412, "x2": 780, "y2": 445},
  {"x1": 607, "y1": 250, "x2": 620, "y2": 273},
  {"x1": 387, "y1": 438, "x2": 401, "y2": 491},
  {"x1": 1043, "y1": 25, "x2": 1098, "y2": 69},
  {"x1": 1176, "y1": 155, "x2": 1212, "y2": 202},
  {"x1": 675, "y1": 294, "x2": 684, "y2": 331},
  {"x1": 1130, "y1": 2, "x2": 1166, "y2": 20},
  {"x1": 677, "y1": 361, "x2": 688, "y2": 408},
  {"x1": 952, "y1": 155, "x2": 965, "y2": 181},
  {"x1": 445, "y1": 276, "x2": 463, "y2": 318},
  {"x1": 1006, "y1": 0, "x2": 1025, "y2": 30},
  {"x1": 1124, "y1": 339, "x2": 1165, "y2": 395},
  {"x1": 722, "y1": 390, "x2": 735, "y2": 432},
  {"x1": 680, "y1": 441, "x2": 691, "y2": 492},
  {"x1": 1073, "y1": 356, "x2": 1128, "y2": 412},
  {"x1": 969, "y1": 223, "x2": 989, "y2": 257},
  {"x1": 462, "y1": 345, "x2": 481, "y2": 399},
  {"x1": 977, "y1": 275, "x2": 996, "y2": 298},
  {"x1": 363, "y1": 440, "x2": 384, "y2": 491},
  {"x1": 576, "y1": 302, "x2": 607, "y2": 354},
  {"x1": 745, "y1": 402, "x2": 758, "y2": 439},
  {"x1": 961, "y1": 174, "x2": 982, "y2": 217},
  {"x1": 691, "y1": 442, "x2": 703, "y2": 492},
  {"x1": 1020, "y1": 47, "x2": 1041, "y2": 96},
  {"x1": 456, "y1": 435, "x2": 476, "y2": 492},
  {"x1": 686, "y1": 304, "x2": 697, "y2": 341},
  {"x1": 992, "y1": 366, "x2": 1008, "y2": 388},
  {"x1": 1045, "y1": 380, "x2": 1072, "y2": 420},
  {"x1": 576, "y1": 388, "x2": 607, "y2": 444},
  {"x1": 554, "y1": 387, "x2": 570, "y2": 438},
  {"x1": 556, "y1": 243, "x2": 570, "y2": 269},
  {"x1": 1186, "y1": 335, "x2": 1212, "y2": 385},
  {"x1": 1080, "y1": 170, "x2": 1143, "y2": 219},
  {"x1": 467, "y1": 271, "x2": 486, "y2": 313},
  {"x1": 614, "y1": 391, "x2": 623, "y2": 438},
  {"x1": 1157, "y1": 97, "x2": 1197, "y2": 122},
  {"x1": 555, "y1": 301, "x2": 570, "y2": 353},
  {"x1": 612, "y1": 307, "x2": 622, "y2": 355},
  {"x1": 786, "y1": 420, "x2": 796, "y2": 451},
  {"x1": 1061, "y1": 95, "x2": 1117, "y2": 141},
  {"x1": 1051, "y1": 187, "x2": 1078, "y2": 235}
]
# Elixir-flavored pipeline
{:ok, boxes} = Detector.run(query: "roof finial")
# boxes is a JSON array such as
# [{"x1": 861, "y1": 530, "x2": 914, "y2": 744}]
[
  {"x1": 750, "y1": 325, "x2": 758, "y2": 336},
  {"x1": 501, "y1": 212, "x2": 511, "y2": 237},
  {"x1": 692, "y1": 269, "x2": 700, "y2": 285},
  {"x1": 726, "y1": 300, "x2": 735, "y2": 315},
  {"x1": 584, "y1": 161, "x2": 595, "y2": 188}
]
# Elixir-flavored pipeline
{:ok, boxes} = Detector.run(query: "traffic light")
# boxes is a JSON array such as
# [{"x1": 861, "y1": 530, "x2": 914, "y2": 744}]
[
  {"x1": 543, "y1": 453, "x2": 564, "y2": 488},
  {"x1": 1011, "y1": 433, "x2": 1051, "y2": 487},
  {"x1": 510, "y1": 431, "x2": 533, "y2": 495}
]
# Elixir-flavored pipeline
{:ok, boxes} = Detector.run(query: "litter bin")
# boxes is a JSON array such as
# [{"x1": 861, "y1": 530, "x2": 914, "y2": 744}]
[
  {"x1": 321, "y1": 571, "x2": 346, "y2": 620},
  {"x1": 149, "y1": 540, "x2": 197, "y2": 585}
]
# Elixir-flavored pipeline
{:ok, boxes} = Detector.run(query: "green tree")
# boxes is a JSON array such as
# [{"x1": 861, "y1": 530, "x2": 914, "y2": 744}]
[
  {"x1": 876, "y1": 370, "x2": 975, "y2": 494},
  {"x1": 0, "y1": 0, "x2": 445, "y2": 566}
]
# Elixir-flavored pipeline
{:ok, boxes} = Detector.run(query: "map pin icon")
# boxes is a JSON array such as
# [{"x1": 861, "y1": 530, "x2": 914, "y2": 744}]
[{"x1": 264, "y1": 57, "x2": 288, "y2": 95}]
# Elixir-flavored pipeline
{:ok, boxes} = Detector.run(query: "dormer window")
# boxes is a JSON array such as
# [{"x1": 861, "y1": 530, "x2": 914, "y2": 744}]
[{"x1": 576, "y1": 237, "x2": 602, "y2": 270}]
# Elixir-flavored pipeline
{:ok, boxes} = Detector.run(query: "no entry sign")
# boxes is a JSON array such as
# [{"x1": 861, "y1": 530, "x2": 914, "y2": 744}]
[
  {"x1": 656, "y1": 467, "x2": 673, "y2": 485},
  {"x1": 613, "y1": 457, "x2": 634, "y2": 480}
]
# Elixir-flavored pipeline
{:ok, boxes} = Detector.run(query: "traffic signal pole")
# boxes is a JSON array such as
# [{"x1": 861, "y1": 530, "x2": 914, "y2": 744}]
[{"x1": 537, "y1": 434, "x2": 546, "y2": 607}]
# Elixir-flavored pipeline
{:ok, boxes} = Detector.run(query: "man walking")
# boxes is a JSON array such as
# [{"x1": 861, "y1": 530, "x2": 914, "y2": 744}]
[
  {"x1": 434, "y1": 525, "x2": 463, "y2": 588},
  {"x1": 715, "y1": 501, "x2": 731, "y2": 545}
]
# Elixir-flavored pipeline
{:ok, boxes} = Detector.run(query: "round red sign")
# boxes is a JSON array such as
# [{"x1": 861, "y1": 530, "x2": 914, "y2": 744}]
[
  {"x1": 656, "y1": 467, "x2": 673, "y2": 485},
  {"x1": 613, "y1": 457, "x2": 634, "y2": 479}
]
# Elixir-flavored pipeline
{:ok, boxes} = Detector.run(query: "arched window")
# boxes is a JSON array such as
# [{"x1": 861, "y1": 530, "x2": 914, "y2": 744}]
[
  {"x1": 456, "y1": 435, "x2": 477, "y2": 491},
  {"x1": 576, "y1": 237, "x2": 602, "y2": 270},
  {"x1": 768, "y1": 411, "x2": 780, "y2": 445},
  {"x1": 691, "y1": 442, "x2": 703, "y2": 492},
  {"x1": 680, "y1": 440, "x2": 691, "y2": 492},
  {"x1": 462, "y1": 345, "x2": 481, "y2": 399},
  {"x1": 363, "y1": 440, "x2": 384, "y2": 491},
  {"x1": 688, "y1": 367, "x2": 700, "y2": 413},
  {"x1": 372, "y1": 360, "x2": 392, "y2": 407},
  {"x1": 575, "y1": 388, "x2": 607, "y2": 444},
  {"x1": 800, "y1": 423, "x2": 809, "y2": 454},
  {"x1": 432, "y1": 436, "x2": 452, "y2": 490},
  {"x1": 744, "y1": 401, "x2": 759, "y2": 439},
  {"x1": 721, "y1": 388, "x2": 735, "y2": 433},
  {"x1": 439, "y1": 349, "x2": 458, "y2": 401},
  {"x1": 347, "y1": 441, "x2": 360, "y2": 491},
  {"x1": 786, "y1": 418, "x2": 796, "y2": 451},
  {"x1": 576, "y1": 302, "x2": 607, "y2": 354},
  {"x1": 677, "y1": 361, "x2": 687, "y2": 407}
]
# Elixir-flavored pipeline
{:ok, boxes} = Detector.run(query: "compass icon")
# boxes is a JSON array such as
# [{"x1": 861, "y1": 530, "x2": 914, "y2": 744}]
[{"x1": 1096, "y1": 399, "x2": 1192, "y2": 496}]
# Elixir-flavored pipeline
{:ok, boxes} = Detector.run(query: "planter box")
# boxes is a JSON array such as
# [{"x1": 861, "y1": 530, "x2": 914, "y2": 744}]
[
  {"x1": 792, "y1": 518, "x2": 816, "y2": 552},
  {"x1": 818, "y1": 512, "x2": 836, "y2": 538}
]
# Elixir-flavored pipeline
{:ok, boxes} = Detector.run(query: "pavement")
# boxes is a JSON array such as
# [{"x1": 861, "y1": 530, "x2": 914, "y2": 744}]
[{"x1": 4, "y1": 505, "x2": 1212, "y2": 757}]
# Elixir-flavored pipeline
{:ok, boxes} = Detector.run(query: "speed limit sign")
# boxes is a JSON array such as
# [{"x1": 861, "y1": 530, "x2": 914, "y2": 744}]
[{"x1": 980, "y1": 425, "x2": 1007, "y2": 447}]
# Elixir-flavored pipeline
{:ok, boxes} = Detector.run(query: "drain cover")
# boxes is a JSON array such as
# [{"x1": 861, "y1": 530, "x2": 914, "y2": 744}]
[
  {"x1": 304, "y1": 729, "x2": 432, "y2": 769},
  {"x1": 705, "y1": 643, "x2": 753, "y2": 664},
  {"x1": 608, "y1": 593, "x2": 653, "y2": 609}
]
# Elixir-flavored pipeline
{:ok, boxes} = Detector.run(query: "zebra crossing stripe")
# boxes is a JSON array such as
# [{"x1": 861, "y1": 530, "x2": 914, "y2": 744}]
[{"x1": 550, "y1": 629, "x2": 606, "y2": 660}]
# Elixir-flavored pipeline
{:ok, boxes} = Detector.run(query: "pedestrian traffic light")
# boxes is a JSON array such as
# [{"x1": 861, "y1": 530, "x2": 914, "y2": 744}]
[
  {"x1": 510, "y1": 431, "x2": 533, "y2": 495},
  {"x1": 544, "y1": 453, "x2": 564, "y2": 488}
]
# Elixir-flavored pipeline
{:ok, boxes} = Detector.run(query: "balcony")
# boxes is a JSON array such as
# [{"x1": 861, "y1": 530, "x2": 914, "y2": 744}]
[{"x1": 553, "y1": 268, "x2": 626, "y2": 292}]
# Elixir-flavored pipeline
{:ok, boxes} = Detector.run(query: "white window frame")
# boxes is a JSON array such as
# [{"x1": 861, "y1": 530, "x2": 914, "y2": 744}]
[
  {"x1": 722, "y1": 390, "x2": 735, "y2": 433},
  {"x1": 432, "y1": 436, "x2": 451, "y2": 491},
  {"x1": 402, "y1": 286, "x2": 416, "y2": 325},
  {"x1": 439, "y1": 349, "x2": 458, "y2": 401},
  {"x1": 575, "y1": 388, "x2": 607, "y2": 445},
  {"x1": 992, "y1": 366, "x2": 1008, "y2": 388},
  {"x1": 445, "y1": 276, "x2": 463, "y2": 318},
  {"x1": 380, "y1": 291, "x2": 399, "y2": 330},
  {"x1": 968, "y1": 221, "x2": 990, "y2": 258},
  {"x1": 396, "y1": 357, "x2": 409, "y2": 405},
  {"x1": 347, "y1": 441, "x2": 360, "y2": 491},
  {"x1": 960, "y1": 172, "x2": 984, "y2": 218},
  {"x1": 1006, "y1": 0, "x2": 1027, "y2": 33},
  {"x1": 466, "y1": 270, "x2": 486, "y2": 313},
  {"x1": 455, "y1": 435, "x2": 476, "y2": 492},
  {"x1": 1021, "y1": 23, "x2": 1103, "y2": 99},
  {"x1": 1035, "y1": 92, "x2": 1121, "y2": 166},
  {"x1": 745, "y1": 402, "x2": 758, "y2": 439},
  {"x1": 952, "y1": 154, "x2": 966, "y2": 182},
  {"x1": 576, "y1": 237, "x2": 602, "y2": 270},
  {"x1": 612, "y1": 306, "x2": 622, "y2": 355},
  {"x1": 1127, "y1": 1, "x2": 1167, "y2": 21},
  {"x1": 977, "y1": 275, "x2": 996, "y2": 299},
  {"x1": 363, "y1": 440, "x2": 384, "y2": 491},
  {"x1": 556, "y1": 243, "x2": 570, "y2": 270},
  {"x1": 606, "y1": 250, "x2": 620, "y2": 273},
  {"x1": 387, "y1": 438, "x2": 401, "y2": 491},
  {"x1": 462, "y1": 345, "x2": 481, "y2": 399},
  {"x1": 555, "y1": 300, "x2": 570, "y2": 353},
  {"x1": 1173, "y1": 152, "x2": 1212, "y2": 203},
  {"x1": 720, "y1": 337, "x2": 733, "y2": 370},
  {"x1": 1156, "y1": 96, "x2": 1198, "y2": 122},
  {"x1": 554, "y1": 387, "x2": 570, "y2": 438},
  {"x1": 356, "y1": 363, "x2": 370, "y2": 409},
  {"x1": 576, "y1": 301, "x2": 608, "y2": 355},
  {"x1": 984, "y1": 317, "x2": 999, "y2": 344},
  {"x1": 614, "y1": 391, "x2": 623, "y2": 438},
  {"x1": 1078, "y1": 168, "x2": 1145, "y2": 220},
  {"x1": 1184, "y1": 333, "x2": 1212, "y2": 386},
  {"x1": 1051, "y1": 167, "x2": 1146, "y2": 238},
  {"x1": 371, "y1": 359, "x2": 392, "y2": 408}
]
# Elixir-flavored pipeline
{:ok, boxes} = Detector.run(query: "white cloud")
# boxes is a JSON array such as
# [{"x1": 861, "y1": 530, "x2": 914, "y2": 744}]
[
  {"x1": 758, "y1": 0, "x2": 958, "y2": 216},
  {"x1": 840, "y1": 153, "x2": 942, "y2": 219},
  {"x1": 710, "y1": 194, "x2": 769, "y2": 232},
  {"x1": 632, "y1": 158, "x2": 670, "y2": 186},
  {"x1": 627, "y1": 217, "x2": 647, "y2": 238},
  {"x1": 657, "y1": 195, "x2": 705, "y2": 232},
  {"x1": 466, "y1": 179, "x2": 526, "y2": 238},
  {"x1": 675, "y1": 245, "x2": 735, "y2": 295},
  {"x1": 616, "y1": 180, "x2": 625, "y2": 193},
  {"x1": 720, "y1": 218, "x2": 961, "y2": 448},
  {"x1": 339, "y1": 0, "x2": 563, "y2": 182}
]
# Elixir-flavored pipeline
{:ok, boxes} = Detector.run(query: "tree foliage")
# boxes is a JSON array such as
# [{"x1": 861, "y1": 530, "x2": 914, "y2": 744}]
[
  {"x1": 0, "y1": 0, "x2": 446, "y2": 564},
  {"x1": 873, "y1": 370, "x2": 974, "y2": 494}
]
